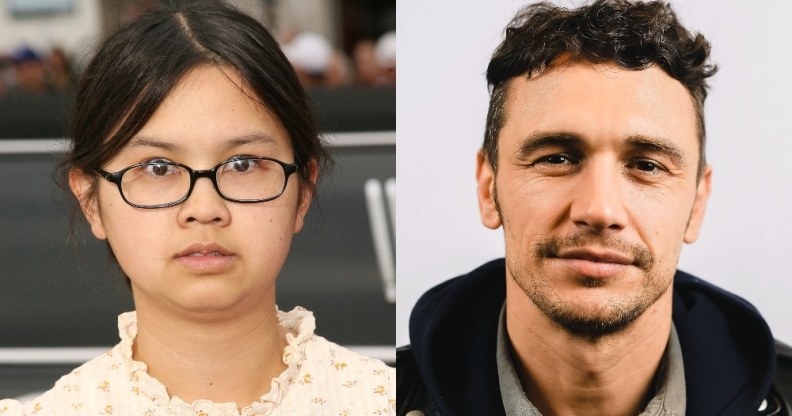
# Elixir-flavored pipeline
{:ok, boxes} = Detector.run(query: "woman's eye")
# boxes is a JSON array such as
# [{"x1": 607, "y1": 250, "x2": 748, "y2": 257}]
[
  {"x1": 232, "y1": 159, "x2": 251, "y2": 172},
  {"x1": 143, "y1": 163, "x2": 178, "y2": 176},
  {"x1": 225, "y1": 158, "x2": 260, "y2": 173}
]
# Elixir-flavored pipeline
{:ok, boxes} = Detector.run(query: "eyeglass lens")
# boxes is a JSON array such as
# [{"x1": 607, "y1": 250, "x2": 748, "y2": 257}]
[{"x1": 120, "y1": 158, "x2": 288, "y2": 206}]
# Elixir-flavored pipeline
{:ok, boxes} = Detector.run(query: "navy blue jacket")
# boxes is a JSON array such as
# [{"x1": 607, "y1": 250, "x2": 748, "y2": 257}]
[{"x1": 398, "y1": 259, "x2": 791, "y2": 415}]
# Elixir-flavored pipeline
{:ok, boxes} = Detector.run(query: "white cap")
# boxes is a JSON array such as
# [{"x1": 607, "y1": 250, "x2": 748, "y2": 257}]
[
  {"x1": 375, "y1": 31, "x2": 396, "y2": 69},
  {"x1": 283, "y1": 32, "x2": 332, "y2": 75}
]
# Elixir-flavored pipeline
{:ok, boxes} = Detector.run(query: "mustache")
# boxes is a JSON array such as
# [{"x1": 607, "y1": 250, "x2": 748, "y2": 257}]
[{"x1": 535, "y1": 234, "x2": 655, "y2": 271}]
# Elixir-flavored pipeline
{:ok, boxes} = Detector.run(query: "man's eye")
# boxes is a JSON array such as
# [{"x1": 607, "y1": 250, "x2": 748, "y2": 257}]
[
  {"x1": 632, "y1": 160, "x2": 661, "y2": 173},
  {"x1": 543, "y1": 155, "x2": 574, "y2": 164}
]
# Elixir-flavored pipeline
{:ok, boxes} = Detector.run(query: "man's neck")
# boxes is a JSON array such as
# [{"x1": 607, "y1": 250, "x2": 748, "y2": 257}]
[
  {"x1": 505, "y1": 277, "x2": 673, "y2": 416},
  {"x1": 132, "y1": 295, "x2": 288, "y2": 408}
]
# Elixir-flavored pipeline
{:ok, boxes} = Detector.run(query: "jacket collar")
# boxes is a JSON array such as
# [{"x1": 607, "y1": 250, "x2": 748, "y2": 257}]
[{"x1": 409, "y1": 259, "x2": 776, "y2": 415}]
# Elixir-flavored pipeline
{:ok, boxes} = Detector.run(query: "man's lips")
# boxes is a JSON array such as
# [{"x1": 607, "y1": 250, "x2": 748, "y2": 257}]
[
  {"x1": 554, "y1": 248, "x2": 634, "y2": 265},
  {"x1": 550, "y1": 247, "x2": 634, "y2": 278}
]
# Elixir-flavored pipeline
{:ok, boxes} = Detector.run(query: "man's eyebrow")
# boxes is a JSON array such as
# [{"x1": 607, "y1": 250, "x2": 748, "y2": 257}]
[
  {"x1": 625, "y1": 135, "x2": 688, "y2": 168},
  {"x1": 516, "y1": 133, "x2": 689, "y2": 166},
  {"x1": 517, "y1": 132, "x2": 583, "y2": 159}
]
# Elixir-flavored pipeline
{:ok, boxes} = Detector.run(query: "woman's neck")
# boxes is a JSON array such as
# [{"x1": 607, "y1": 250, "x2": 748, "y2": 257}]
[{"x1": 132, "y1": 298, "x2": 288, "y2": 407}]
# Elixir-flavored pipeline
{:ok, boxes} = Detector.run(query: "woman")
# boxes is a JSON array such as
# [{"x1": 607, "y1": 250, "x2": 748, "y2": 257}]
[{"x1": 0, "y1": 1, "x2": 394, "y2": 415}]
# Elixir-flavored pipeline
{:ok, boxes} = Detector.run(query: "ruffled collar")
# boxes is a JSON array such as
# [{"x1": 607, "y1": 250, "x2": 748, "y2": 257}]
[{"x1": 112, "y1": 307, "x2": 316, "y2": 416}]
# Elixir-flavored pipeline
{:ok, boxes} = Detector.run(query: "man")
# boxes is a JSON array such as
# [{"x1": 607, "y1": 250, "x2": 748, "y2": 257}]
[{"x1": 397, "y1": 1, "x2": 792, "y2": 415}]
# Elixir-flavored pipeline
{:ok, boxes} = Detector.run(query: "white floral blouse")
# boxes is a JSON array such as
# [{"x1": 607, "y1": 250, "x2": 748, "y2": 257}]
[{"x1": 0, "y1": 307, "x2": 395, "y2": 415}]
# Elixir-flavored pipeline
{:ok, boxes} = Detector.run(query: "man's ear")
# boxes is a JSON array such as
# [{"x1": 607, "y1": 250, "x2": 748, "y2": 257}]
[
  {"x1": 293, "y1": 160, "x2": 318, "y2": 234},
  {"x1": 68, "y1": 169, "x2": 107, "y2": 240},
  {"x1": 476, "y1": 150, "x2": 502, "y2": 229},
  {"x1": 684, "y1": 165, "x2": 712, "y2": 243}
]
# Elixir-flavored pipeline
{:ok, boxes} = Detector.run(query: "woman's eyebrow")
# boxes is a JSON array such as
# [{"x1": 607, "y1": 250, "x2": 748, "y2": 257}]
[
  {"x1": 128, "y1": 136, "x2": 180, "y2": 151},
  {"x1": 126, "y1": 132, "x2": 278, "y2": 152},
  {"x1": 222, "y1": 132, "x2": 278, "y2": 151}
]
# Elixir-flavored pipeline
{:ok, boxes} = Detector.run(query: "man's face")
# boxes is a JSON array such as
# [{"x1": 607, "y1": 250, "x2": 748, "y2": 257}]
[{"x1": 476, "y1": 60, "x2": 711, "y2": 338}]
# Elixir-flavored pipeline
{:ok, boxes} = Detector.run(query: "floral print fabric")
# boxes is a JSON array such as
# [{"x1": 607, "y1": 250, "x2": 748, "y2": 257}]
[{"x1": 0, "y1": 307, "x2": 395, "y2": 415}]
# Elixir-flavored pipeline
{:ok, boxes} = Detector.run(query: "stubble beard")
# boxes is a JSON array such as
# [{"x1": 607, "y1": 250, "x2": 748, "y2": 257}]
[
  {"x1": 509, "y1": 244, "x2": 669, "y2": 342},
  {"x1": 493, "y1": 183, "x2": 671, "y2": 341}
]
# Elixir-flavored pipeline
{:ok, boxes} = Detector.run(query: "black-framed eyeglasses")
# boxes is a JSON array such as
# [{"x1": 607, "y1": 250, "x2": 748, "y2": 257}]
[{"x1": 96, "y1": 156, "x2": 299, "y2": 209}]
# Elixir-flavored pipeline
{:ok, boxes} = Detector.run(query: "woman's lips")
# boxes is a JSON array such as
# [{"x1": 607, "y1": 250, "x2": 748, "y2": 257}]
[{"x1": 174, "y1": 243, "x2": 235, "y2": 272}]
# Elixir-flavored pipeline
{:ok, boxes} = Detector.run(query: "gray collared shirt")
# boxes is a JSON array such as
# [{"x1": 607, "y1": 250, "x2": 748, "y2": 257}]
[{"x1": 496, "y1": 304, "x2": 686, "y2": 415}]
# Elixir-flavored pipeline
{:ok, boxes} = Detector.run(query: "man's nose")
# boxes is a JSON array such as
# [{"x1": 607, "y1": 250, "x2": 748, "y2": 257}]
[{"x1": 569, "y1": 160, "x2": 628, "y2": 232}]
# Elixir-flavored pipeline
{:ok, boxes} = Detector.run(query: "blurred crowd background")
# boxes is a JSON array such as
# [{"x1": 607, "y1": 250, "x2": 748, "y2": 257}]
[
  {"x1": 0, "y1": 0, "x2": 396, "y2": 96},
  {"x1": 0, "y1": 1, "x2": 396, "y2": 396}
]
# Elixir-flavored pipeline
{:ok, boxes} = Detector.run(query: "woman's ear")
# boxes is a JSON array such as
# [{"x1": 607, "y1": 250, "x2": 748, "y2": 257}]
[
  {"x1": 293, "y1": 160, "x2": 318, "y2": 234},
  {"x1": 68, "y1": 169, "x2": 107, "y2": 240}
]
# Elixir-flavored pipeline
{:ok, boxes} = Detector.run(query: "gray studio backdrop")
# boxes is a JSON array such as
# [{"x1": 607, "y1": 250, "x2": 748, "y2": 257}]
[{"x1": 397, "y1": 0, "x2": 792, "y2": 346}]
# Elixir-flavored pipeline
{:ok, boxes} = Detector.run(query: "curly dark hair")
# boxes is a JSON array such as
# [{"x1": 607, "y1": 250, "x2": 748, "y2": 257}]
[{"x1": 483, "y1": 0, "x2": 717, "y2": 178}]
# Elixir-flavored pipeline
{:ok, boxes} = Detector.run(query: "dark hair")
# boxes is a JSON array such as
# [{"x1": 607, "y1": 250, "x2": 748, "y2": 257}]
[
  {"x1": 483, "y1": 0, "x2": 716, "y2": 178},
  {"x1": 60, "y1": 0, "x2": 330, "y2": 211}
]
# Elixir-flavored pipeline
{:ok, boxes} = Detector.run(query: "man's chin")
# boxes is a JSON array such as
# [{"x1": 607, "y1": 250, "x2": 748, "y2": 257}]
[
  {"x1": 509, "y1": 257, "x2": 672, "y2": 340},
  {"x1": 527, "y1": 284, "x2": 669, "y2": 341},
  {"x1": 541, "y1": 304, "x2": 646, "y2": 341}
]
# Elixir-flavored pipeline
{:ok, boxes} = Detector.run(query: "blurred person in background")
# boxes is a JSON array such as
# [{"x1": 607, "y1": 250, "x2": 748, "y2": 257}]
[
  {"x1": 0, "y1": 1, "x2": 394, "y2": 414},
  {"x1": 374, "y1": 31, "x2": 395, "y2": 86},
  {"x1": 11, "y1": 47, "x2": 47, "y2": 94},
  {"x1": 0, "y1": 46, "x2": 75, "y2": 94},
  {"x1": 351, "y1": 31, "x2": 396, "y2": 87},
  {"x1": 282, "y1": 31, "x2": 351, "y2": 89},
  {"x1": 46, "y1": 47, "x2": 74, "y2": 92},
  {"x1": 351, "y1": 39, "x2": 379, "y2": 86},
  {"x1": 0, "y1": 55, "x2": 9, "y2": 96}
]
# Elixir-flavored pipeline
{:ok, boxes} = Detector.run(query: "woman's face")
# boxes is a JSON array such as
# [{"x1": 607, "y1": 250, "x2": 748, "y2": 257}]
[{"x1": 71, "y1": 65, "x2": 313, "y2": 318}]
